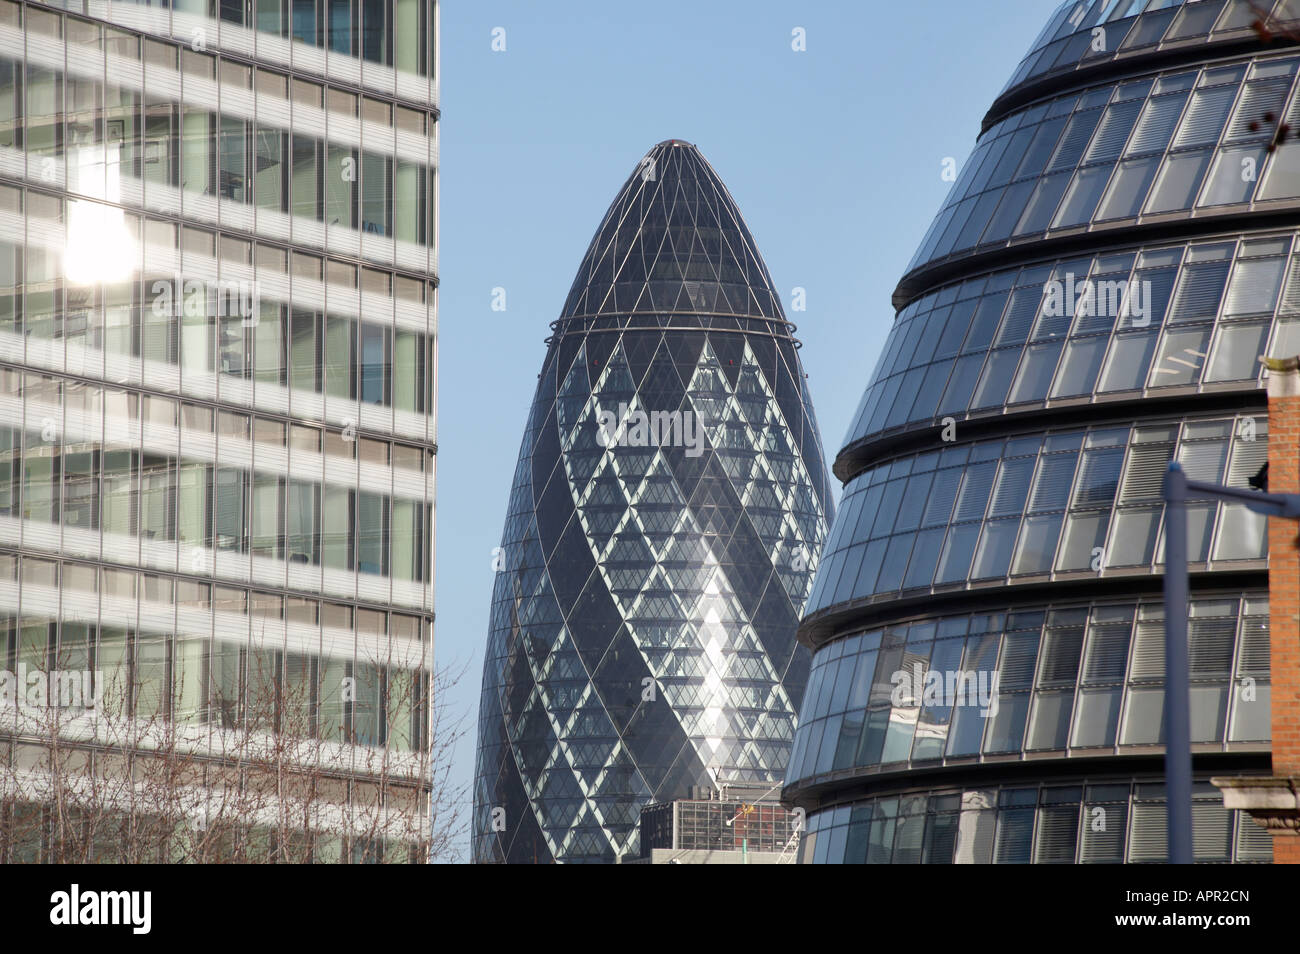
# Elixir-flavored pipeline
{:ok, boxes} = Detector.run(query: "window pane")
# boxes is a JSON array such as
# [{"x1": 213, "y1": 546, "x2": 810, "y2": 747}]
[
  {"x1": 362, "y1": 0, "x2": 387, "y2": 63},
  {"x1": 251, "y1": 474, "x2": 280, "y2": 558},
  {"x1": 1213, "y1": 504, "x2": 1265, "y2": 560},
  {"x1": 1027, "y1": 691, "x2": 1073, "y2": 750},
  {"x1": 1149, "y1": 327, "x2": 1211, "y2": 386},
  {"x1": 359, "y1": 323, "x2": 388, "y2": 405},
  {"x1": 181, "y1": 109, "x2": 213, "y2": 195},
  {"x1": 1014, "y1": 172, "x2": 1071, "y2": 235},
  {"x1": 392, "y1": 498, "x2": 420, "y2": 580},
  {"x1": 254, "y1": 303, "x2": 284, "y2": 384},
  {"x1": 1009, "y1": 340, "x2": 1064, "y2": 403},
  {"x1": 293, "y1": 0, "x2": 319, "y2": 45},
  {"x1": 1052, "y1": 163, "x2": 1114, "y2": 228},
  {"x1": 1096, "y1": 155, "x2": 1160, "y2": 219},
  {"x1": 1206, "y1": 321, "x2": 1268, "y2": 382},
  {"x1": 394, "y1": 330, "x2": 422, "y2": 412},
  {"x1": 1144, "y1": 149, "x2": 1212, "y2": 213},
  {"x1": 972, "y1": 518, "x2": 1019, "y2": 579},
  {"x1": 213, "y1": 467, "x2": 246, "y2": 551},
  {"x1": 394, "y1": 160, "x2": 425, "y2": 244},
  {"x1": 255, "y1": 127, "x2": 285, "y2": 211},
  {"x1": 1199, "y1": 145, "x2": 1265, "y2": 206},
  {"x1": 1107, "y1": 507, "x2": 1161, "y2": 567},
  {"x1": 1099, "y1": 330, "x2": 1158, "y2": 391},
  {"x1": 286, "y1": 479, "x2": 319, "y2": 563},
  {"x1": 971, "y1": 348, "x2": 1021, "y2": 408},
  {"x1": 395, "y1": 0, "x2": 422, "y2": 73},
  {"x1": 289, "y1": 309, "x2": 320, "y2": 391},
  {"x1": 291, "y1": 134, "x2": 321, "y2": 219},
  {"x1": 1259, "y1": 141, "x2": 1300, "y2": 200},
  {"x1": 325, "y1": 315, "x2": 354, "y2": 398},
  {"x1": 328, "y1": 0, "x2": 353, "y2": 54},
  {"x1": 177, "y1": 461, "x2": 208, "y2": 546},
  {"x1": 1013, "y1": 513, "x2": 1063, "y2": 575},
  {"x1": 1051, "y1": 336, "x2": 1108, "y2": 396},
  {"x1": 1071, "y1": 688, "x2": 1121, "y2": 746},
  {"x1": 326, "y1": 144, "x2": 356, "y2": 228},
  {"x1": 361, "y1": 152, "x2": 391, "y2": 235},
  {"x1": 323, "y1": 486, "x2": 353, "y2": 569}
]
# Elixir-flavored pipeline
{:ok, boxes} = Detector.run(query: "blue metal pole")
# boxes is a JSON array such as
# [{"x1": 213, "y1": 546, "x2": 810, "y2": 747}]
[{"x1": 1162, "y1": 461, "x2": 1193, "y2": 864}]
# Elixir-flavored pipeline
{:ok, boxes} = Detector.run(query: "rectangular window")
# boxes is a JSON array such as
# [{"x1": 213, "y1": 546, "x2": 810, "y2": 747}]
[
  {"x1": 393, "y1": 329, "x2": 423, "y2": 412},
  {"x1": 392, "y1": 498, "x2": 421, "y2": 580},
  {"x1": 394, "y1": 160, "x2": 425, "y2": 244},
  {"x1": 326, "y1": 143, "x2": 356, "y2": 228},
  {"x1": 63, "y1": 447, "x2": 98, "y2": 530},
  {"x1": 359, "y1": 322, "x2": 389, "y2": 405},
  {"x1": 257, "y1": 0, "x2": 287, "y2": 35},
  {"x1": 26, "y1": 65, "x2": 63, "y2": 170},
  {"x1": 361, "y1": 152, "x2": 391, "y2": 235},
  {"x1": 328, "y1": 0, "x2": 354, "y2": 54},
  {"x1": 103, "y1": 276, "x2": 135, "y2": 356},
  {"x1": 25, "y1": 243, "x2": 62, "y2": 340},
  {"x1": 323, "y1": 485, "x2": 354, "y2": 569},
  {"x1": 66, "y1": 75, "x2": 104, "y2": 200},
  {"x1": 362, "y1": 0, "x2": 388, "y2": 64},
  {"x1": 254, "y1": 302, "x2": 285, "y2": 385},
  {"x1": 357, "y1": 490, "x2": 387, "y2": 575},
  {"x1": 139, "y1": 453, "x2": 172, "y2": 541},
  {"x1": 101, "y1": 449, "x2": 135, "y2": 536},
  {"x1": 219, "y1": 116, "x2": 249, "y2": 202},
  {"x1": 213, "y1": 466, "x2": 247, "y2": 551},
  {"x1": 177, "y1": 461, "x2": 210, "y2": 547},
  {"x1": 286, "y1": 478, "x2": 319, "y2": 564},
  {"x1": 325, "y1": 314, "x2": 355, "y2": 398},
  {"x1": 0, "y1": 57, "x2": 20, "y2": 150},
  {"x1": 0, "y1": 229, "x2": 18, "y2": 336},
  {"x1": 291, "y1": 134, "x2": 322, "y2": 220},
  {"x1": 180, "y1": 283, "x2": 212, "y2": 376},
  {"x1": 182, "y1": 109, "x2": 214, "y2": 194},
  {"x1": 255, "y1": 126, "x2": 287, "y2": 212},
  {"x1": 292, "y1": 0, "x2": 319, "y2": 45},
  {"x1": 143, "y1": 99, "x2": 176, "y2": 188},
  {"x1": 251, "y1": 474, "x2": 281, "y2": 558},
  {"x1": 289, "y1": 308, "x2": 321, "y2": 392},
  {"x1": 394, "y1": 0, "x2": 422, "y2": 74}
]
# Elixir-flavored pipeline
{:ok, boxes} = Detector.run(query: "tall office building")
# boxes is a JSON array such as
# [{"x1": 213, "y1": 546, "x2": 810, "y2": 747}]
[
  {"x1": 786, "y1": 0, "x2": 1300, "y2": 863},
  {"x1": 0, "y1": 0, "x2": 438, "y2": 862},
  {"x1": 474, "y1": 140, "x2": 834, "y2": 863}
]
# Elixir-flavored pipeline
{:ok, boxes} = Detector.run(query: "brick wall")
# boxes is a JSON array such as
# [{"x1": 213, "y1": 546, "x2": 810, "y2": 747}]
[{"x1": 1267, "y1": 374, "x2": 1300, "y2": 863}]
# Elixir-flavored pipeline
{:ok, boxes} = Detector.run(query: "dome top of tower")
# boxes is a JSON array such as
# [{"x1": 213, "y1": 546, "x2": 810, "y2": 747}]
[{"x1": 558, "y1": 141, "x2": 785, "y2": 323}]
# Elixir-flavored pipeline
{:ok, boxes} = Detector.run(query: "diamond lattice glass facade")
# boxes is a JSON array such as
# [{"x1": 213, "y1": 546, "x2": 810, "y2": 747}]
[
  {"x1": 0, "y1": 0, "x2": 438, "y2": 862},
  {"x1": 473, "y1": 140, "x2": 834, "y2": 864},
  {"x1": 785, "y1": 0, "x2": 1300, "y2": 864}
]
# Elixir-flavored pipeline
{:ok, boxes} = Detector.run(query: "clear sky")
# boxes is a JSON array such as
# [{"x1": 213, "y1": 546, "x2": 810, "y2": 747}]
[{"x1": 434, "y1": 0, "x2": 1058, "y2": 858}]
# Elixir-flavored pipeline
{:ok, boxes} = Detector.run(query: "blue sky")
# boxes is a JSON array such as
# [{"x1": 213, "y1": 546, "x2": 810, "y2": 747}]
[{"x1": 434, "y1": 0, "x2": 1057, "y2": 857}]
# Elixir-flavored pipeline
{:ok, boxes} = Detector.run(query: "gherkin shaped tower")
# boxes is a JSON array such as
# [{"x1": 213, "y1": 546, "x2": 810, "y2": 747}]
[{"x1": 473, "y1": 140, "x2": 835, "y2": 863}]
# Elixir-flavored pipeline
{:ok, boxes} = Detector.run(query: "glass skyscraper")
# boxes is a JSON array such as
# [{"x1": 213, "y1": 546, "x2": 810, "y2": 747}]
[
  {"x1": 474, "y1": 140, "x2": 834, "y2": 864},
  {"x1": 0, "y1": 0, "x2": 437, "y2": 862},
  {"x1": 787, "y1": 0, "x2": 1297, "y2": 864}
]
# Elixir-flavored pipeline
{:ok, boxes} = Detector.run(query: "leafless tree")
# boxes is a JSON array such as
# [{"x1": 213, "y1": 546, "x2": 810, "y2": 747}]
[{"x1": 0, "y1": 636, "x2": 467, "y2": 863}]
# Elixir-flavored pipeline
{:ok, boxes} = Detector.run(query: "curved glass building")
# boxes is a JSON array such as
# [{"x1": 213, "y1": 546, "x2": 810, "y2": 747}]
[
  {"x1": 474, "y1": 140, "x2": 834, "y2": 864},
  {"x1": 786, "y1": 0, "x2": 1300, "y2": 864},
  {"x1": 0, "y1": 0, "x2": 438, "y2": 861}
]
